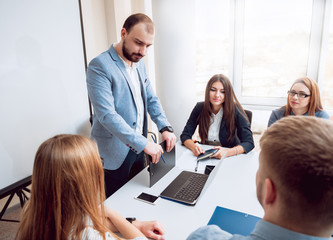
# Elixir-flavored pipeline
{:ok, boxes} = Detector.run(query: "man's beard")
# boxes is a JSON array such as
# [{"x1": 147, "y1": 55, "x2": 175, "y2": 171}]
[{"x1": 122, "y1": 40, "x2": 143, "y2": 63}]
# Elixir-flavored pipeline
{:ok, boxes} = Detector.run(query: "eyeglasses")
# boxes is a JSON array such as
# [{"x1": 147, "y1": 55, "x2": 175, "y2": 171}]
[{"x1": 287, "y1": 90, "x2": 311, "y2": 99}]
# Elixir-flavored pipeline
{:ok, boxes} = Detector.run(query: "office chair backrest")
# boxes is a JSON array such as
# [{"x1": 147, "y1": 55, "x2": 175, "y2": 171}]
[{"x1": 244, "y1": 110, "x2": 252, "y2": 126}]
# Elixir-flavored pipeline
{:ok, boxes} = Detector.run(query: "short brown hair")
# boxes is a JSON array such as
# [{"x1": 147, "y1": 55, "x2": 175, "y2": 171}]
[
  {"x1": 123, "y1": 13, "x2": 154, "y2": 33},
  {"x1": 260, "y1": 116, "x2": 333, "y2": 224}
]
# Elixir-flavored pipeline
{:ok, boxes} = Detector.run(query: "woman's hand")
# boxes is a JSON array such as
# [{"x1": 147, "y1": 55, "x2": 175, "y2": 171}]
[
  {"x1": 191, "y1": 145, "x2": 205, "y2": 157},
  {"x1": 132, "y1": 220, "x2": 165, "y2": 240},
  {"x1": 211, "y1": 146, "x2": 229, "y2": 159},
  {"x1": 184, "y1": 139, "x2": 205, "y2": 157},
  {"x1": 211, "y1": 145, "x2": 245, "y2": 159},
  {"x1": 103, "y1": 206, "x2": 165, "y2": 239}
]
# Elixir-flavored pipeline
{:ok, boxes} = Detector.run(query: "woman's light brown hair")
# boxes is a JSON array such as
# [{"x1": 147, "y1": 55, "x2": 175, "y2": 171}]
[
  {"x1": 16, "y1": 134, "x2": 118, "y2": 240},
  {"x1": 285, "y1": 77, "x2": 323, "y2": 116}
]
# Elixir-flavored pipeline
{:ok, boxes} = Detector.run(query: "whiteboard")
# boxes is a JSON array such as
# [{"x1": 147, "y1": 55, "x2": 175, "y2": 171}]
[{"x1": 0, "y1": 0, "x2": 90, "y2": 189}]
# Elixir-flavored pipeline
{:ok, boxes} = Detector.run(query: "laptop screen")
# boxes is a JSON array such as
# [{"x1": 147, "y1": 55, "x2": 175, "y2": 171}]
[{"x1": 148, "y1": 141, "x2": 175, "y2": 187}]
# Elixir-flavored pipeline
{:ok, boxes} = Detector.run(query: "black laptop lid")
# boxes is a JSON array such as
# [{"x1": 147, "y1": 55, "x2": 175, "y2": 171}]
[{"x1": 148, "y1": 141, "x2": 175, "y2": 187}]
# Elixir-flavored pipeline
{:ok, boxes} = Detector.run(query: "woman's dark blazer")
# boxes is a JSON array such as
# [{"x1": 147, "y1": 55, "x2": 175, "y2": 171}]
[{"x1": 180, "y1": 102, "x2": 254, "y2": 153}]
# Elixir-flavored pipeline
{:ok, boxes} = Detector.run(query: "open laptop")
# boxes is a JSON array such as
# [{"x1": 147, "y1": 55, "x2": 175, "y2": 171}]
[{"x1": 159, "y1": 153, "x2": 225, "y2": 206}]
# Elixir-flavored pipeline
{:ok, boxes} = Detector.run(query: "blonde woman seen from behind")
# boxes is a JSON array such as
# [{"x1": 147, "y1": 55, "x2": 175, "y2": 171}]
[{"x1": 16, "y1": 134, "x2": 165, "y2": 240}]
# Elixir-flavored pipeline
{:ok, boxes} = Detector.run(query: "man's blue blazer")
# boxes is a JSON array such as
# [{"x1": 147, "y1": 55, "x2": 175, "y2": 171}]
[{"x1": 86, "y1": 45, "x2": 170, "y2": 170}]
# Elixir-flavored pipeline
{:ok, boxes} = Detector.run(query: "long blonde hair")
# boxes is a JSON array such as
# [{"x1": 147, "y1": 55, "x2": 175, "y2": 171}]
[{"x1": 16, "y1": 134, "x2": 118, "y2": 240}]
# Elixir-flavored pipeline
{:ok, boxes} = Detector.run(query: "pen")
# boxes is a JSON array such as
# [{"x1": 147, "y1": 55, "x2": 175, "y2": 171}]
[{"x1": 150, "y1": 135, "x2": 166, "y2": 163}]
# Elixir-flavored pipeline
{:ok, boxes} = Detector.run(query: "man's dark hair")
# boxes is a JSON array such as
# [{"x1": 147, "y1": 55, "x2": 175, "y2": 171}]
[{"x1": 123, "y1": 13, "x2": 154, "y2": 33}]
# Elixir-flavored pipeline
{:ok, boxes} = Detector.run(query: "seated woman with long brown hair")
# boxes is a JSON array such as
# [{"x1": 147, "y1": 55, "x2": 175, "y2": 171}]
[
  {"x1": 180, "y1": 74, "x2": 254, "y2": 159},
  {"x1": 16, "y1": 134, "x2": 165, "y2": 240},
  {"x1": 268, "y1": 77, "x2": 330, "y2": 127}
]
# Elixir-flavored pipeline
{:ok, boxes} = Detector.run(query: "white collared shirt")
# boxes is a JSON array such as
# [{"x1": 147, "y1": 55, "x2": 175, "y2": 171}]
[
  {"x1": 207, "y1": 107, "x2": 223, "y2": 143},
  {"x1": 120, "y1": 57, "x2": 144, "y2": 134}
]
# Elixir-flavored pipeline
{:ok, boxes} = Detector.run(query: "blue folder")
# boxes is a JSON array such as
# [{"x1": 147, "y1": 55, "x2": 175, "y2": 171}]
[{"x1": 207, "y1": 206, "x2": 261, "y2": 235}]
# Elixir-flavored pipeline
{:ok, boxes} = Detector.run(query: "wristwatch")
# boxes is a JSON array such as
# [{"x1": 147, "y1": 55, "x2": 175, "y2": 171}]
[
  {"x1": 126, "y1": 217, "x2": 136, "y2": 224},
  {"x1": 159, "y1": 126, "x2": 174, "y2": 134}
]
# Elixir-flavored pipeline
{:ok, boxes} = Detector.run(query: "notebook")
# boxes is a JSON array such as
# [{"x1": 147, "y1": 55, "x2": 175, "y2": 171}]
[
  {"x1": 196, "y1": 148, "x2": 218, "y2": 161},
  {"x1": 208, "y1": 206, "x2": 261, "y2": 235},
  {"x1": 159, "y1": 154, "x2": 225, "y2": 205},
  {"x1": 148, "y1": 141, "x2": 176, "y2": 187}
]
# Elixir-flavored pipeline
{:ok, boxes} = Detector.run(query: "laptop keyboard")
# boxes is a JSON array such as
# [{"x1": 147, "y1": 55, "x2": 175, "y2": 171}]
[{"x1": 174, "y1": 173, "x2": 208, "y2": 202}]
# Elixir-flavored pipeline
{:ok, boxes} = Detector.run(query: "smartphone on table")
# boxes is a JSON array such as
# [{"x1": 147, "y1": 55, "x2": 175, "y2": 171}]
[{"x1": 134, "y1": 192, "x2": 160, "y2": 205}]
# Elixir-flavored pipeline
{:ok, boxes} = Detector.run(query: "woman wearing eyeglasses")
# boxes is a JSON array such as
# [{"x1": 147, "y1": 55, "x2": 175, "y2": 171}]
[
  {"x1": 268, "y1": 77, "x2": 330, "y2": 127},
  {"x1": 180, "y1": 74, "x2": 254, "y2": 159}
]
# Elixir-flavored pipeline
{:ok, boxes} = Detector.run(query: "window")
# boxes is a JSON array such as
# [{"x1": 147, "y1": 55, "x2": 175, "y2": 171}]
[
  {"x1": 322, "y1": 1, "x2": 333, "y2": 109},
  {"x1": 242, "y1": 0, "x2": 312, "y2": 98},
  {"x1": 195, "y1": 0, "x2": 333, "y2": 110},
  {"x1": 195, "y1": 0, "x2": 230, "y2": 100}
]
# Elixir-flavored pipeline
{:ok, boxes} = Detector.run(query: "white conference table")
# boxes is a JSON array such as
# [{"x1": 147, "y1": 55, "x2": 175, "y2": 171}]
[{"x1": 104, "y1": 143, "x2": 264, "y2": 239}]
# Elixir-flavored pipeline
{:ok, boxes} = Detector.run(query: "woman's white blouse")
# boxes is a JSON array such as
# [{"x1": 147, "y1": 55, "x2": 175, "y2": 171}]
[{"x1": 207, "y1": 107, "x2": 223, "y2": 142}]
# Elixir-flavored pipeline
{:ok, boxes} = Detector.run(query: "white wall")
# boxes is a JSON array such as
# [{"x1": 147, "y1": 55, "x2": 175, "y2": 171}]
[
  {"x1": 152, "y1": 0, "x2": 197, "y2": 137},
  {"x1": 0, "y1": 0, "x2": 90, "y2": 189}
]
